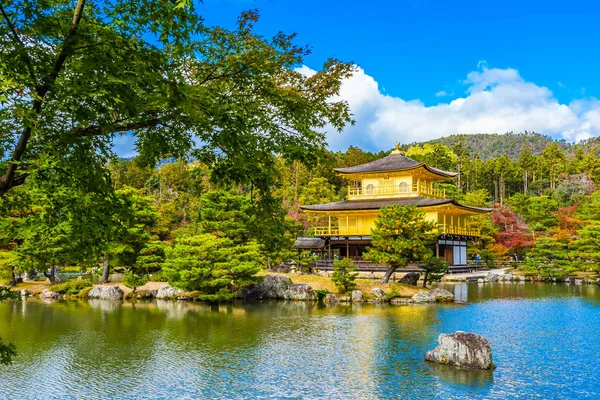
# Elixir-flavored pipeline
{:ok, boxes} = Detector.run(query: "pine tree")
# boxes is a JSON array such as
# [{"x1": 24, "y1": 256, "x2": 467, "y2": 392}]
[
  {"x1": 363, "y1": 205, "x2": 436, "y2": 283},
  {"x1": 517, "y1": 145, "x2": 536, "y2": 193},
  {"x1": 570, "y1": 222, "x2": 600, "y2": 273},
  {"x1": 524, "y1": 237, "x2": 573, "y2": 277},
  {"x1": 332, "y1": 258, "x2": 358, "y2": 293},
  {"x1": 163, "y1": 234, "x2": 262, "y2": 300}
]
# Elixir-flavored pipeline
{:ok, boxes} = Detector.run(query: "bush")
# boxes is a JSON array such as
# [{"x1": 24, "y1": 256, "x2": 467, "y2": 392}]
[
  {"x1": 50, "y1": 280, "x2": 93, "y2": 295},
  {"x1": 148, "y1": 271, "x2": 168, "y2": 282},
  {"x1": 332, "y1": 258, "x2": 357, "y2": 293},
  {"x1": 314, "y1": 289, "x2": 329, "y2": 301},
  {"x1": 123, "y1": 272, "x2": 148, "y2": 292}
]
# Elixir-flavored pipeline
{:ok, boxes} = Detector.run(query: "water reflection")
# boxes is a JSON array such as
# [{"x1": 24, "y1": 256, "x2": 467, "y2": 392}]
[{"x1": 1, "y1": 285, "x2": 600, "y2": 399}]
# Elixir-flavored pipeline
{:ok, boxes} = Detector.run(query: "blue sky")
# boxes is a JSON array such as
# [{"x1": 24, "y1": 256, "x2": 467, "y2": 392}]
[{"x1": 117, "y1": 0, "x2": 600, "y2": 155}]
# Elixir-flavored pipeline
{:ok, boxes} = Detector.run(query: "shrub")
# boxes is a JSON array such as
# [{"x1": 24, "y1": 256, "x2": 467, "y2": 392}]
[
  {"x1": 50, "y1": 280, "x2": 92, "y2": 295},
  {"x1": 123, "y1": 272, "x2": 148, "y2": 293},
  {"x1": 148, "y1": 271, "x2": 168, "y2": 282},
  {"x1": 332, "y1": 258, "x2": 357, "y2": 293},
  {"x1": 314, "y1": 289, "x2": 329, "y2": 301}
]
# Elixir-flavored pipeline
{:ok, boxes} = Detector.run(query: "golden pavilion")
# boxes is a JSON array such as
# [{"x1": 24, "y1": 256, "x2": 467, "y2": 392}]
[{"x1": 298, "y1": 145, "x2": 491, "y2": 267}]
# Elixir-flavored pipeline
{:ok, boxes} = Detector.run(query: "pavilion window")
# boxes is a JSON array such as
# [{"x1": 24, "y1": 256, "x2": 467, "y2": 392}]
[
  {"x1": 398, "y1": 182, "x2": 408, "y2": 192},
  {"x1": 366, "y1": 184, "x2": 374, "y2": 194}
]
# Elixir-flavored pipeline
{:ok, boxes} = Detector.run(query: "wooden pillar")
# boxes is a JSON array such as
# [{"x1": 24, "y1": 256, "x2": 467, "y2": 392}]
[
  {"x1": 328, "y1": 215, "x2": 331, "y2": 234},
  {"x1": 436, "y1": 243, "x2": 440, "y2": 258},
  {"x1": 346, "y1": 238, "x2": 349, "y2": 260}
]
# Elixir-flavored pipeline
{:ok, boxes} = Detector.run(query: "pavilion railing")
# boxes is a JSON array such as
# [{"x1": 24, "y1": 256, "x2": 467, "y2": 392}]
[
  {"x1": 347, "y1": 182, "x2": 445, "y2": 200},
  {"x1": 313, "y1": 224, "x2": 480, "y2": 237}
]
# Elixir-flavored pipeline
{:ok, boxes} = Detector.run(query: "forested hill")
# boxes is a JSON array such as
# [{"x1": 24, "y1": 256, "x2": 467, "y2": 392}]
[{"x1": 402, "y1": 132, "x2": 566, "y2": 161}]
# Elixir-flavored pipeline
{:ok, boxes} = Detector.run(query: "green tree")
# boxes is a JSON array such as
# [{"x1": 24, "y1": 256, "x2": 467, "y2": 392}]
[
  {"x1": 452, "y1": 135, "x2": 470, "y2": 191},
  {"x1": 420, "y1": 256, "x2": 449, "y2": 288},
  {"x1": 101, "y1": 187, "x2": 158, "y2": 283},
  {"x1": 517, "y1": 144, "x2": 536, "y2": 193},
  {"x1": 539, "y1": 142, "x2": 567, "y2": 191},
  {"x1": 332, "y1": 258, "x2": 358, "y2": 293},
  {"x1": 570, "y1": 222, "x2": 600, "y2": 273},
  {"x1": 524, "y1": 237, "x2": 573, "y2": 277},
  {"x1": 364, "y1": 205, "x2": 436, "y2": 283},
  {"x1": 197, "y1": 190, "x2": 253, "y2": 244},
  {"x1": 0, "y1": 2, "x2": 354, "y2": 223},
  {"x1": 123, "y1": 271, "x2": 148, "y2": 294},
  {"x1": 163, "y1": 234, "x2": 262, "y2": 300},
  {"x1": 135, "y1": 241, "x2": 167, "y2": 275}
]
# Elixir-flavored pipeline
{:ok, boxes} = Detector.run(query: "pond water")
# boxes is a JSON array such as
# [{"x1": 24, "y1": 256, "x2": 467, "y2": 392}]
[{"x1": 1, "y1": 283, "x2": 600, "y2": 399}]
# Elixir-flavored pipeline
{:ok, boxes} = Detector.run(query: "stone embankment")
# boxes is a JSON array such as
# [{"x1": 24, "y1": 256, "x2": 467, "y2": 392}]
[
  {"x1": 18, "y1": 274, "x2": 461, "y2": 304},
  {"x1": 425, "y1": 331, "x2": 495, "y2": 370},
  {"x1": 445, "y1": 271, "x2": 600, "y2": 285}
]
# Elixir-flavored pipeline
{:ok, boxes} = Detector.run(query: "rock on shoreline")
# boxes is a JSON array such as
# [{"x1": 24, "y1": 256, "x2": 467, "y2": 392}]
[
  {"x1": 425, "y1": 331, "x2": 495, "y2": 370},
  {"x1": 88, "y1": 286, "x2": 124, "y2": 300}
]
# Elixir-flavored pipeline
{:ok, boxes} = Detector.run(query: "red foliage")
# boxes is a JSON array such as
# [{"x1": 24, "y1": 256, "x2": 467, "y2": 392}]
[
  {"x1": 552, "y1": 205, "x2": 582, "y2": 241},
  {"x1": 491, "y1": 205, "x2": 534, "y2": 253}
]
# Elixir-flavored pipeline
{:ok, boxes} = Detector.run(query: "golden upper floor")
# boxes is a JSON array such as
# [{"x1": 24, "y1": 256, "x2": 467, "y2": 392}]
[{"x1": 335, "y1": 146, "x2": 457, "y2": 201}]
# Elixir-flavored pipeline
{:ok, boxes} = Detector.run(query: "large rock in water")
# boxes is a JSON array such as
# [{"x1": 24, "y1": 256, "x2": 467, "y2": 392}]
[
  {"x1": 430, "y1": 288, "x2": 454, "y2": 302},
  {"x1": 284, "y1": 284, "x2": 315, "y2": 301},
  {"x1": 238, "y1": 274, "x2": 292, "y2": 300},
  {"x1": 425, "y1": 331, "x2": 495, "y2": 370},
  {"x1": 87, "y1": 286, "x2": 124, "y2": 300},
  {"x1": 324, "y1": 293, "x2": 339, "y2": 304},
  {"x1": 155, "y1": 286, "x2": 182, "y2": 299},
  {"x1": 399, "y1": 272, "x2": 420, "y2": 286}
]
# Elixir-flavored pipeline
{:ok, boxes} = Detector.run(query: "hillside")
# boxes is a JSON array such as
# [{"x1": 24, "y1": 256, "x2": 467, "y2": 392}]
[{"x1": 401, "y1": 132, "x2": 568, "y2": 161}]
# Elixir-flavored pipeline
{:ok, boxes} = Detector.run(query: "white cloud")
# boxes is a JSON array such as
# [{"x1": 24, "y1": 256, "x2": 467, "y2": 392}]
[
  {"x1": 434, "y1": 90, "x2": 447, "y2": 97},
  {"x1": 318, "y1": 64, "x2": 600, "y2": 151}
]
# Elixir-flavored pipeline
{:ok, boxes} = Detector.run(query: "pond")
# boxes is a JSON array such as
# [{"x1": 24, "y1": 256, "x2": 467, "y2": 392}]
[{"x1": 1, "y1": 283, "x2": 599, "y2": 399}]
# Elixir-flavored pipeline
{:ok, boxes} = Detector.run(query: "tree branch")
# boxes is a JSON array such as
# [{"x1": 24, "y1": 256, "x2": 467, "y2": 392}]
[
  {"x1": 0, "y1": 3, "x2": 38, "y2": 86},
  {"x1": 0, "y1": 0, "x2": 87, "y2": 195}
]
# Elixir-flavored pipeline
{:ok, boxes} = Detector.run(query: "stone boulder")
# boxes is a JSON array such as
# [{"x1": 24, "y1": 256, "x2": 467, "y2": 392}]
[
  {"x1": 399, "y1": 272, "x2": 420, "y2": 286},
  {"x1": 430, "y1": 288, "x2": 454, "y2": 302},
  {"x1": 238, "y1": 274, "x2": 292, "y2": 300},
  {"x1": 390, "y1": 297, "x2": 412, "y2": 305},
  {"x1": 284, "y1": 284, "x2": 315, "y2": 301},
  {"x1": 40, "y1": 290, "x2": 60, "y2": 300},
  {"x1": 425, "y1": 331, "x2": 495, "y2": 370},
  {"x1": 154, "y1": 286, "x2": 182, "y2": 299},
  {"x1": 477, "y1": 278, "x2": 484, "y2": 283},
  {"x1": 372, "y1": 288, "x2": 386, "y2": 299},
  {"x1": 411, "y1": 291, "x2": 435, "y2": 303},
  {"x1": 20, "y1": 289, "x2": 29, "y2": 297},
  {"x1": 87, "y1": 286, "x2": 124, "y2": 300},
  {"x1": 504, "y1": 273, "x2": 514, "y2": 281},
  {"x1": 324, "y1": 294, "x2": 339, "y2": 304},
  {"x1": 351, "y1": 290, "x2": 363, "y2": 303}
]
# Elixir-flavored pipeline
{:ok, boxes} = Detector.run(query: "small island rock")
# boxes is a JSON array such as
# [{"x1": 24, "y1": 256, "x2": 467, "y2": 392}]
[
  {"x1": 399, "y1": 272, "x2": 420, "y2": 286},
  {"x1": 238, "y1": 274, "x2": 292, "y2": 300},
  {"x1": 351, "y1": 290, "x2": 363, "y2": 303},
  {"x1": 372, "y1": 288, "x2": 386, "y2": 299},
  {"x1": 284, "y1": 284, "x2": 315, "y2": 301},
  {"x1": 425, "y1": 331, "x2": 495, "y2": 370},
  {"x1": 40, "y1": 290, "x2": 60, "y2": 300},
  {"x1": 324, "y1": 293, "x2": 339, "y2": 304},
  {"x1": 88, "y1": 286, "x2": 124, "y2": 300},
  {"x1": 155, "y1": 286, "x2": 182, "y2": 299},
  {"x1": 411, "y1": 291, "x2": 435, "y2": 303},
  {"x1": 430, "y1": 288, "x2": 454, "y2": 302}
]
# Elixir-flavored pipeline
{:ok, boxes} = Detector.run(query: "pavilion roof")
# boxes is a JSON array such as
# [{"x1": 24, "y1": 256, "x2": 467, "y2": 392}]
[
  {"x1": 300, "y1": 197, "x2": 491, "y2": 213},
  {"x1": 333, "y1": 152, "x2": 458, "y2": 178}
]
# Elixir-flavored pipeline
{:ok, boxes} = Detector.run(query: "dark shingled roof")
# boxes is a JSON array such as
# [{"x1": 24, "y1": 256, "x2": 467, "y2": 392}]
[
  {"x1": 300, "y1": 197, "x2": 491, "y2": 213},
  {"x1": 294, "y1": 238, "x2": 326, "y2": 249},
  {"x1": 334, "y1": 153, "x2": 458, "y2": 177}
]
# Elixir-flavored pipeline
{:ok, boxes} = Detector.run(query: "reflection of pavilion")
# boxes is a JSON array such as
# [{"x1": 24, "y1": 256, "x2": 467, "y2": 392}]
[{"x1": 296, "y1": 145, "x2": 491, "y2": 271}]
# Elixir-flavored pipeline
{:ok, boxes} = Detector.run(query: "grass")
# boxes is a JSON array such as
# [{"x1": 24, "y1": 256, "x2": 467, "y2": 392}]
[{"x1": 257, "y1": 270, "x2": 424, "y2": 299}]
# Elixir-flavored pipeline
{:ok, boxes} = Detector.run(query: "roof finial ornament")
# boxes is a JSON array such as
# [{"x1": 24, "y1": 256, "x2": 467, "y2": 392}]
[{"x1": 391, "y1": 141, "x2": 402, "y2": 154}]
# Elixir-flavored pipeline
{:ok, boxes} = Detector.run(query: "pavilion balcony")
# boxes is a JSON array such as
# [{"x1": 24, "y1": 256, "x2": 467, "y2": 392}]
[
  {"x1": 313, "y1": 224, "x2": 480, "y2": 237},
  {"x1": 437, "y1": 224, "x2": 480, "y2": 237},
  {"x1": 347, "y1": 182, "x2": 446, "y2": 200},
  {"x1": 313, "y1": 226, "x2": 370, "y2": 236}
]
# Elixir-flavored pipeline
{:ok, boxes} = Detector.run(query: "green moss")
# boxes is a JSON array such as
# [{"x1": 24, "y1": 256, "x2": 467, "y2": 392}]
[{"x1": 49, "y1": 280, "x2": 93, "y2": 295}]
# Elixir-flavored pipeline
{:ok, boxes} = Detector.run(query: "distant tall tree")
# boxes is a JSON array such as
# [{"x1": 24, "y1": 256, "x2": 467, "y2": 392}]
[
  {"x1": 364, "y1": 205, "x2": 436, "y2": 283},
  {"x1": 518, "y1": 145, "x2": 536, "y2": 193},
  {"x1": 452, "y1": 135, "x2": 470, "y2": 191},
  {"x1": 539, "y1": 143, "x2": 567, "y2": 190}
]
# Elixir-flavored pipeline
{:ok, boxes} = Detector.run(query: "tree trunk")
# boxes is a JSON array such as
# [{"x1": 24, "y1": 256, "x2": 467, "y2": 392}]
[
  {"x1": 100, "y1": 253, "x2": 110, "y2": 283},
  {"x1": 381, "y1": 266, "x2": 398, "y2": 283},
  {"x1": 523, "y1": 169, "x2": 528, "y2": 193},
  {"x1": 43, "y1": 265, "x2": 59, "y2": 284},
  {"x1": 422, "y1": 272, "x2": 429, "y2": 288}
]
